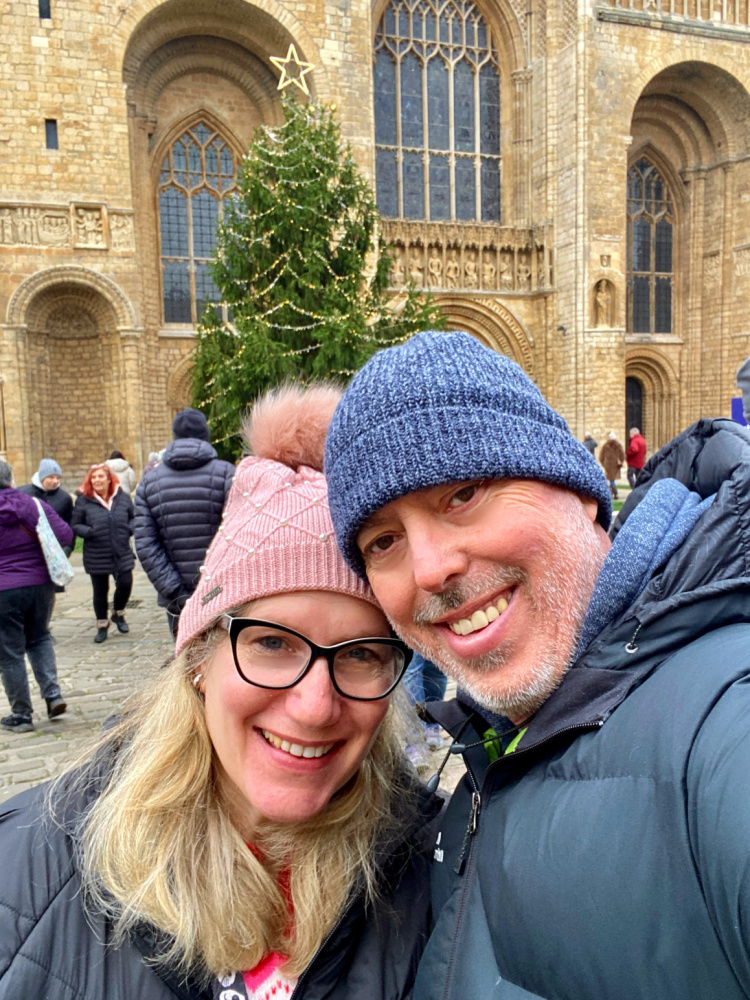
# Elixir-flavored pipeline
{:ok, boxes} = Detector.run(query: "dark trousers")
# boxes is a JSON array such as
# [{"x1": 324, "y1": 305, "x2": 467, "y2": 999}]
[
  {"x1": 0, "y1": 584, "x2": 61, "y2": 719},
  {"x1": 627, "y1": 465, "x2": 640, "y2": 489},
  {"x1": 90, "y1": 571, "x2": 133, "y2": 621}
]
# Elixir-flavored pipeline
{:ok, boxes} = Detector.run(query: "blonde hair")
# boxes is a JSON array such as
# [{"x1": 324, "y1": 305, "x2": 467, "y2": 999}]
[{"x1": 50, "y1": 621, "x2": 415, "y2": 981}]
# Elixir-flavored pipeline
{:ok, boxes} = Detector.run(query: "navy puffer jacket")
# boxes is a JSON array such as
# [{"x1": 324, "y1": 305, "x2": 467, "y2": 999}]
[
  {"x1": 417, "y1": 418, "x2": 750, "y2": 1000},
  {"x1": 134, "y1": 438, "x2": 234, "y2": 607},
  {"x1": 71, "y1": 490, "x2": 134, "y2": 576}
]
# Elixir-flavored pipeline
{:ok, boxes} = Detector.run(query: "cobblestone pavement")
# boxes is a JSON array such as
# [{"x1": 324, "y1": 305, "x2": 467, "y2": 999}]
[
  {"x1": 0, "y1": 557, "x2": 465, "y2": 803},
  {"x1": 0, "y1": 555, "x2": 174, "y2": 803}
]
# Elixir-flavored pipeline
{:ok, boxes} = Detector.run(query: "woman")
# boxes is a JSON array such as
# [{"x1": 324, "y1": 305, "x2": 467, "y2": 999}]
[
  {"x1": 0, "y1": 386, "x2": 438, "y2": 999},
  {"x1": 105, "y1": 450, "x2": 137, "y2": 495},
  {"x1": 0, "y1": 459, "x2": 71, "y2": 732},
  {"x1": 72, "y1": 464, "x2": 135, "y2": 642},
  {"x1": 599, "y1": 430, "x2": 625, "y2": 500}
]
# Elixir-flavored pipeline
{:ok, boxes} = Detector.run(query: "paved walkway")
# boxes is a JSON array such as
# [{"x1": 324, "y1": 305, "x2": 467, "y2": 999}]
[
  {"x1": 0, "y1": 557, "x2": 465, "y2": 803},
  {"x1": 0, "y1": 555, "x2": 174, "y2": 803}
]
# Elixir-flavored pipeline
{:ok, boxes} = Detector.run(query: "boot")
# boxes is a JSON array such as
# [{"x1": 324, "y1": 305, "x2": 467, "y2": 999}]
[
  {"x1": 111, "y1": 611, "x2": 129, "y2": 634},
  {"x1": 94, "y1": 620, "x2": 109, "y2": 643}
]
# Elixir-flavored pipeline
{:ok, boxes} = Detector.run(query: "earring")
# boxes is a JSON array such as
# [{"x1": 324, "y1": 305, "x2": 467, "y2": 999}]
[{"x1": 192, "y1": 673, "x2": 203, "y2": 689}]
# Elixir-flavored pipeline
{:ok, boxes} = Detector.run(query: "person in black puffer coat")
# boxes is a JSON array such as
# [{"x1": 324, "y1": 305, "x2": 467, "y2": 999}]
[
  {"x1": 134, "y1": 409, "x2": 234, "y2": 639},
  {"x1": 17, "y1": 458, "x2": 73, "y2": 534},
  {"x1": 72, "y1": 464, "x2": 134, "y2": 644}
]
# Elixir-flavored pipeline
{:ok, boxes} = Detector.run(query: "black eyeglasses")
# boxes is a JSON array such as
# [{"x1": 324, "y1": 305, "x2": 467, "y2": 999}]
[{"x1": 221, "y1": 616, "x2": 412, "y2": 701}]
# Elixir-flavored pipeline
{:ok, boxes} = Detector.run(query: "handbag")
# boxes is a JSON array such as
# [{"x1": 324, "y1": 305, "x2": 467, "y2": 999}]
[{"x1": 33, "y1": 498, "x2": 75, "y2": 587}]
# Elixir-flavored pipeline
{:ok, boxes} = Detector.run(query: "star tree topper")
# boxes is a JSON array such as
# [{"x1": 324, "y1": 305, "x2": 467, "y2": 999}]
[{"x1": 270, "y1": 44, "x2": 314, "y2": 97}]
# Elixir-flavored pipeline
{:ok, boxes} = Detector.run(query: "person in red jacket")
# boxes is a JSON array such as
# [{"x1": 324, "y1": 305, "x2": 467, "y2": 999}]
[{"x1": 626, "y1": 427, "x2": 647, "y2": 489}]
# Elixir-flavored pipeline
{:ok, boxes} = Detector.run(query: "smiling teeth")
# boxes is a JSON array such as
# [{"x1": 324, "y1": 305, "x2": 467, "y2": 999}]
[
  {"x1": 262, "y1": 730, "x2": 334, "y2": 758},
  {"x1": 449, "y1": 595, "x2": 510, "y2": 636}
]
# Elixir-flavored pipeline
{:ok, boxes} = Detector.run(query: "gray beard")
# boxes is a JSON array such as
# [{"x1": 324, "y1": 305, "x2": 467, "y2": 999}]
[{"x1": 394, "y1": 500, "x2": 605, "y2": 721}]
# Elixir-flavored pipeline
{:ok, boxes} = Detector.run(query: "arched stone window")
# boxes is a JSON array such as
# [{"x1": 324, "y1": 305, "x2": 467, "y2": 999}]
[
  {"x1": 373, "y1": 0, "x2": 501, "y2": 222},
  {"x1": 627, "y1": 158, "x2": 674, "y2": 335},
  {"x1": 158, "y1": 122, "x2": 238, "y2": 325}
]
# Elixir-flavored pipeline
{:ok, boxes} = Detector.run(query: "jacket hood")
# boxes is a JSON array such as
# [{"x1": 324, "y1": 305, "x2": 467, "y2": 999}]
[
  {"x1": 434, "y1": 419, "x2": 750, "y2": 756},
  {"x1": 106, "y1": 459, "x2": 131, "y2": 473},
  {"x1": 0, "y1": 488, "x2": 38, "y2": 530},
  {"x1": 547, "y1": 418, "x2": 750, "y2": 738},
  {"x1": 163, "y1": 437, "x2": 219, "y2": 470}
]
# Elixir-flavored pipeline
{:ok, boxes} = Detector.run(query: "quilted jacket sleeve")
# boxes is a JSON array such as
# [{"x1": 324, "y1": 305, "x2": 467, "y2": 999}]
[{"x1": 686, "y1": 627, "x2": 750, "y2": 996}]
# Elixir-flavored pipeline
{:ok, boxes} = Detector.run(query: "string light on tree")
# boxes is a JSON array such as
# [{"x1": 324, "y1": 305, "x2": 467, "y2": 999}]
[{"x1": 191, "y1": 94, "x2": 442, "y2": 460}]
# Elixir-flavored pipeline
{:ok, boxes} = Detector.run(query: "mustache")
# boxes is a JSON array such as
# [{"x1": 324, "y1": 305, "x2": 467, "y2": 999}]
[{"x1": 412, "y1": 568, "x2": 526, "y2": 626}]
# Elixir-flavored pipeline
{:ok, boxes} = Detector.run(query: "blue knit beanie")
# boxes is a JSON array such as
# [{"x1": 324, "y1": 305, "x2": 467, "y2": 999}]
[{"x1": 325, "y1": 330, "x2": 611, "y2": 576}]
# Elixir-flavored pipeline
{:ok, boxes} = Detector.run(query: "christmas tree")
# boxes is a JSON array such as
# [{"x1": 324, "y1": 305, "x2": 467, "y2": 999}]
[{"x1": 191, "y1": 95, "x2": 442, "y2": 460}]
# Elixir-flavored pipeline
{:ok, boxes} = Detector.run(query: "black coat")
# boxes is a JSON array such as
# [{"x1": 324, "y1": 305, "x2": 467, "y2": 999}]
[
  {"x1": 0, "y1": 771, "x2": 441, "y2": 1000},
  {"x1": 416, "y1": 418, "x2": 750, "y2": 1000},
  {"x1": 134, "y1": 438, "x2": 234, "y2": 608},
  {"x1": 72, "y1": 490, "x2": 135, "y2": 576},
  {"x1": 17, "y1": 480, "x2": 73, "y2": 526}
]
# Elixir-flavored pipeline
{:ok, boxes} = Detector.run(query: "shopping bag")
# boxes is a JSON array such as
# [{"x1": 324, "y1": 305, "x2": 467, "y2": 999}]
[{"x1": 33, "y1": 498, "x2": 75, "y2": 587}]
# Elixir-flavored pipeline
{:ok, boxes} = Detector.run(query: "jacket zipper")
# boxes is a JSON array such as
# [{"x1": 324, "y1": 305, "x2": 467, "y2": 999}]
[
  {"x1": 441, "y1": 754, "x2": 481, "y2": 1000},
  {"x1": 288, "y1": 889, "x2": 359, "y2": 999},
  {"x1": 437, "y1": 718, "x2": 604, "y2": 1000}
]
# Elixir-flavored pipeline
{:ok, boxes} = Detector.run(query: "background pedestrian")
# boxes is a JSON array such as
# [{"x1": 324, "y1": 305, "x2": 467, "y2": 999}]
[
  {"x1": 599, "y1": 430, "x2": 625, "y2": 498},
  {"x1": 17, "y1": 459, "x2": 73, "y2": 534},
  {"x1": 582, "y1": 431, "x2": 597, "y2": 455},
  {"x1": 626, "y1": 426, "x2": 647, "y2": 488},
  {"x1": 134, "y1": 407, "x2": 234, "y2": 639},
  {"x1": 105, "y1": 450, "x2": 136, "y2": 496},
  {"x1": 0, "y1": 459, "x2": 71, "y2": 732},
  {"x1": 72, "y1": 464, "x2": 134, "y2": 643}
]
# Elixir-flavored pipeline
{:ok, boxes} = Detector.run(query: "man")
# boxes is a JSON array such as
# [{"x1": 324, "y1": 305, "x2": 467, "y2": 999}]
[
  {"x1": 325, "y1": 330, "x2": 750, "y2": 1000},
  {"x1": 582, "y1": 430, "x2": 597, "y2": 455},
  {"x1": 625, "y1": 425, "x2": 647, "y2": 489},
  {"x1": 18, "y1": 458, "x2": 73, "y2": 536},
  {"x1": 134, "y1": 408, "x2": 234, "y2": 639},
  {"x1": 738, "y1": 356, "x2": 750, "y2": 423}
]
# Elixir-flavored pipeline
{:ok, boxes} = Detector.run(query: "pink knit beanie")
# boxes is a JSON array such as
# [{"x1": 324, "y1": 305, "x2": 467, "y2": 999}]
[{"x1": 175, "y1": 385, "x2": 378, "y2": 654}]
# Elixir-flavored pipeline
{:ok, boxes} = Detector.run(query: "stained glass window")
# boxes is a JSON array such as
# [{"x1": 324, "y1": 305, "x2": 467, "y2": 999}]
[
  {"x1": 627, "y1": 159, "x2": 674, "y2": 335},
  {"x1": 374, "y1": 0, "x2": 502, "y2": 222},
  {"x1": 158, "y1": 122, "x2": 237, "y2": 325}
]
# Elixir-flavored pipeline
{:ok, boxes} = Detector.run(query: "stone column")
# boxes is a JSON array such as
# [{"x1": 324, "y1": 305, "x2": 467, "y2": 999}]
[
  {"x1": 682, "y1": 166, "x2": 705, "y2": 425},
  {"x1": 512, "y1": 69, "x2": 533, "y2": 226},
  {"x1": 118, "y1": 327, "x2": 145, "y2": 476},
  {"x1": 0, "y1": 324, "x2": 33, "y2": 480}
]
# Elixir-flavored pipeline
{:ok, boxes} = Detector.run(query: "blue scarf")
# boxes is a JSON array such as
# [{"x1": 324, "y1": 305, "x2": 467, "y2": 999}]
[{"x1": 576, "y1": 479, "x2": 714, "y2": 656}]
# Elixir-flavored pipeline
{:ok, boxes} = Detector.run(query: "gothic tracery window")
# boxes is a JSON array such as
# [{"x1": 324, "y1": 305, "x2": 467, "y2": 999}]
[
  {"x1": 374, "y1": 0, "x2": 501, "y2": 222},
  {"x1": 627, "y1": 158, "x2": 674, "y2": 335},
  {"x1": 158, "y1": 122, "x2": 238, "y2": 325}
]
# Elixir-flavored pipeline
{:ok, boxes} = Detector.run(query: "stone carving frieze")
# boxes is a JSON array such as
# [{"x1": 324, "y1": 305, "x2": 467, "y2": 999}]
[
  {"x1": 381, "y1": 220, "x2": 552, "y2": 294},
  {"x1": 734, "y1": 245, "x2": 750, "y2": 278},
  {"x1": 703, "y1": 252, "x2": 721, "y2": 286},
  {"x1": 0, "y1": 202, "x2": 134, "y2": 253}
]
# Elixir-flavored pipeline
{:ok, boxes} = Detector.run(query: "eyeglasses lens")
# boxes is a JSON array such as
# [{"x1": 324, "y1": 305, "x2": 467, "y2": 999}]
[{"x1": 234, "y1": 626, "x2": 404, "y2": 698}]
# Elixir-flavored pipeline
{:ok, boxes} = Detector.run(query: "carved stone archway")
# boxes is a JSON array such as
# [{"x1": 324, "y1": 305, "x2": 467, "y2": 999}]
[
  {"x1": 5, "y1": 267, "x2": 142, "y2": 486},
  {"x1": 437, "y1": 296, "x2": 535, "y2": 377},
  {"x1": 167, "y1": 355, "x2": 194, "y2": 418},
  {"x1": 625, "y1": 348, "x2": 678, "y2": 451},
  {"x1": 6, "y1": 264, "x2": 137, "y2": 330}
]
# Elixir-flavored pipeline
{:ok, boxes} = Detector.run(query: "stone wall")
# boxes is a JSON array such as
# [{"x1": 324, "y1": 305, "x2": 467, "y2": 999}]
[{"x1": 2, "y1": 0, "x2": 750, "y2": 484}]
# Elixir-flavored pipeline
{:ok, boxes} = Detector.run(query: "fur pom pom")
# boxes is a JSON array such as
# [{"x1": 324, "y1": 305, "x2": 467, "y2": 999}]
[{"x1": 243, "y1": 383, "x2": 343, "y2": 472}]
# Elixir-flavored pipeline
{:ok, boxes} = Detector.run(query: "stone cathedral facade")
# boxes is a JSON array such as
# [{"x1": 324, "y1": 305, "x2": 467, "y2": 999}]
[{"x1": 2, "y1": 0, "x2": 750, "y2": 486}]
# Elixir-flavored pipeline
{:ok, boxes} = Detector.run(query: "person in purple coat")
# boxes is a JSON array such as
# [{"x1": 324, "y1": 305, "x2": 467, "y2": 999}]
[{"x1": 0, "y1": 460, "x2": 73, "y2": 733}]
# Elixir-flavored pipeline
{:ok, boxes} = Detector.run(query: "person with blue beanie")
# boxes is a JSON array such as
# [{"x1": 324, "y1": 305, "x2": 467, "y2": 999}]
[{"x1": 325, "y1": 329, "x2": 750, "y2": 1000}]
